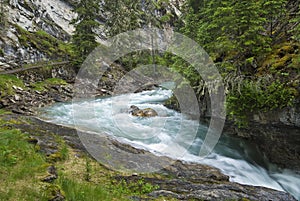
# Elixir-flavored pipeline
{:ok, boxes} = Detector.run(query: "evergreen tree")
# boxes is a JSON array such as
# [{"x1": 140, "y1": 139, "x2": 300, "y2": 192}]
[
  {"x1": 291, "y1": 4, "x2": 300, "y2": 41},
  {"x1": 172, "y1": 0, "x2": 298, "y2": 126},
  {"x1": 104, "y1": 0, "x2": 166, "y2": 37},
  {"x1": 71, "y1": 0, "x2": 101, "y2": 66},
  {"x1": 104, "y1": 0, "x2": 143, "y2": 36},
  {"x1": 179, "y1": 0, "x2": 272, "y2": 74},
  {"x1": 261, "y1": 0, "x2": 287, "y2": 40}
]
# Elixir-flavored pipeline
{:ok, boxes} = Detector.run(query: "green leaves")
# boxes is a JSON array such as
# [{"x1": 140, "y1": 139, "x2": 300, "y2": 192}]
[{"x1": 226, "y1": 78, "x2": 296, "y2": 127}]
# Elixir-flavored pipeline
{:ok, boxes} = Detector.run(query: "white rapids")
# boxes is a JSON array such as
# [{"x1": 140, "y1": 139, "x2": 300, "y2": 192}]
[{"x1": 41, "y1": 88, "x2": 300, "y2": 200}]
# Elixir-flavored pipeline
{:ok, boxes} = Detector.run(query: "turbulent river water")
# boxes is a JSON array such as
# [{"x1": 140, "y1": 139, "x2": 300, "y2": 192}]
[{"x1": 41, "y1": 88, "x2": 300, "y2": 200}]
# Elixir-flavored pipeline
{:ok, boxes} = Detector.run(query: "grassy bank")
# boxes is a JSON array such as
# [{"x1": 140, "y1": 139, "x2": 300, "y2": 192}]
[{"x1": 0, "y1": 110, "x2": 164, "y2": 201}]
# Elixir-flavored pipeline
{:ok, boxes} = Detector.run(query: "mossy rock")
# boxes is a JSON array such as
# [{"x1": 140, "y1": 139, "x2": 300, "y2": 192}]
[
  {"x1": 0, "y1": 48, "x2": 4, "y2": 56},
  {"x1": 271, "y1": 55, "x2": 293, "y2": 70},
  {"x1": 47, "y1": 152, "x2": 63, "y2": 162},
  {"x1": 14, "y1": 25, "x2": 73, "y2": 58},
  {"x1": 43, "y1": 183, "x2": 65, "y2": 201},
  {"x1": 30, "y1": 78, "x2": 67, "y2": 91},
  {"x1": 276, "y1": 43, "x2": 295, "y2": 55},
  {"x1": 0, "y1": 75, "x2": 25, "y2": 97}
]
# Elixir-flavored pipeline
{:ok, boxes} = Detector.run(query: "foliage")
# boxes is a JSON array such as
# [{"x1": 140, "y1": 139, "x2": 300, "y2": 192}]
[
  {"x1": 290, "y1": 4, "x2": 300, "y2": 41},
  {"x1": 15, "y1": 25, "x2": 73, "y2": 59},
  {"x1": 161, "y1": 0, "x2": 300, "y2": 125},
  {"x1": 57, "y1": 177, "x2": 115, "y2": 201},
  {"x1": 0, "y1": 48, "x2": 4, "y2": 56},
  {"x1": 109, "y1": 178, "x2": 159, "y2": 199},
  {"x1": 103, "y1": 0, "x2": 175, "y2": 71},
  {"x1": 104, "y1": 0, "x2": 170, "y2": 37},
  {"x1": 261, "y1": 0, "x2": 287, "y2": 39},
  {"x1": 0, "y1": 120, "x2": 48, "y2": 200},
  {"x1": 30, "y1": 78, "x2": 67, "y2": 91},
  {"x1": 71, "y1": 0, "x2": 100, "y2": 66},
  {"x1": 226, "y1": 79, "x2": 296, "y2": 127}
]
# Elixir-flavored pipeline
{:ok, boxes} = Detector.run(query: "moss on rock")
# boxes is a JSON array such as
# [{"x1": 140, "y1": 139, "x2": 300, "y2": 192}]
[{"x1": 0, "y1": 75, "x2": 25, "y2": 97}]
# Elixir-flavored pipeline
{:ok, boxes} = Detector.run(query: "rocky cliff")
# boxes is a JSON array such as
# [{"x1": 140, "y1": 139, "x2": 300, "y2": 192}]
[{"x1": 0, "y1": 0, "x2": 75, "y2": 68}]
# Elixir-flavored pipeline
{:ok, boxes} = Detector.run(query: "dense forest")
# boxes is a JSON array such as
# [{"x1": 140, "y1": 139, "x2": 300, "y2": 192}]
[{"x1": 177, "y1": 0, "x2": 300, "y2": 126}]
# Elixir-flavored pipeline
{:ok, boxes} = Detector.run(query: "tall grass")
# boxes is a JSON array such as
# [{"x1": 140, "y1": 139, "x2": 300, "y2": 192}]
[
  {"x1": 0, "y1": 127, "x2": 48, "y2": 200},
  {"x1": 57, "y1": 176, "x2": 124, "y2": 201}
]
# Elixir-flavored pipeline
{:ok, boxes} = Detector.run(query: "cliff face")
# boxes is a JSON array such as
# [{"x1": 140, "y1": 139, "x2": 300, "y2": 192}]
[
  {"x1": 0, "y1": 0, "x2": 185, "y2": 69},
  {"x1": 0, "y1": 0, "x2": 76, "y2": 68}
]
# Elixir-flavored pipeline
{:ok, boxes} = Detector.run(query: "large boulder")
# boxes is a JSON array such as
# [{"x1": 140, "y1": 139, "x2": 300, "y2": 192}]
[{"x1": 130, "y1": 105, "x2": 158, "y2": 117}]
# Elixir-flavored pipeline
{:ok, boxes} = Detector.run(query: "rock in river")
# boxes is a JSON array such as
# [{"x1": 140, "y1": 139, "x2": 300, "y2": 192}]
[{"x1": 130, "y1": 105, "x2": 158, "y2": 117}]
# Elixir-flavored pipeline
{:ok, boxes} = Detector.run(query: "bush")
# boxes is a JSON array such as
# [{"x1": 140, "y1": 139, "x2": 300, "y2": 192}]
[{"x1": 227, "y1": 79, "x2": 296, "y2": 127}]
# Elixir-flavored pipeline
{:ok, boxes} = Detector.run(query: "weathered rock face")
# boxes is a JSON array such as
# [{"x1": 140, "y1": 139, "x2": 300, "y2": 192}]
[
  {"x1": 224, "y1": 122, "x2": 300, "y2": 171},
  {"x1": 8, "y1": 114, "x2": 297, "y2": 201},
  {"x1": 251, "y1": 100, "x2": 300, "y2": 128},
  {"x1": 7, "y1": 0, "x2": 75, "y2": 36},
  {"x1": 222, "y1": 100, "x2": 300, "y2": 171},
  {"x1": 0, "y1": 0, "x2": 75, "y2": 68}
]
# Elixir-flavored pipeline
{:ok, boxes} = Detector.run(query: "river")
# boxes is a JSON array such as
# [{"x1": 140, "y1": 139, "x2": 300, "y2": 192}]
[{"x1": 41, "y1": 88, "x2": 300, "y2": 200}]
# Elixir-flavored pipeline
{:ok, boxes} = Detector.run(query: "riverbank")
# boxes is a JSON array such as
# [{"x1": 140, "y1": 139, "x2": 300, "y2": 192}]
[
  {"x1": 0, "y1": 112, "x2": 297, "y2": 201},
  {"x1": 0, "y1": 64, "x2": 299, "y2": 200},
  {"x1": 165, "y1": 92, "x2": 300, "y2": 172}
]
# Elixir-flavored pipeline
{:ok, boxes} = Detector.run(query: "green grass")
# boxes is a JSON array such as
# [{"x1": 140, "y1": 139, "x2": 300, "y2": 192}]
[
  {"x1": 0, "y1": 115, "x2": 161, "y2": 201},
  {"x1": 57, "y1": 176, "x2": 122, "y2": 201},
  {"x1": 0, "y1": 120, "x2": 48, "y2": 200},
  {"x1": 30, "y1": 78, "x2": 67, "y2": 91},
  {"x1": 0, "y1": 75, "x2": 25, "y2": 97},
  {"x1": 0, "y1": 109, "x2": 12, "y2": 115}
]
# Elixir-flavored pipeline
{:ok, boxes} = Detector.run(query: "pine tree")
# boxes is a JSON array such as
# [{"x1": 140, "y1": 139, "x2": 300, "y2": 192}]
[
  {"x1": 180, "y1": 0, "x2": 272, "y2": 74},
  {"x1": 71, "y1": 0, "x2": 101, "y2": 66},
  {"x1": 104, "y1": 0, "x2": 143, "y2": 37},
  {"x1": 261, "y1": 0, "x2": 287, "y2": 40},
  {"x1": 291, "y1": 4, "x2": 300, "y2": 41}
]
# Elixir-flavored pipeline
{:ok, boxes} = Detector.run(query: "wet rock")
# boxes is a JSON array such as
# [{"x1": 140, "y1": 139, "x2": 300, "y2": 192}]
[
  {"x1": 130, "y1": 105, "x2": 158, "y2": 117},
  {"x1": 47, "y1": 165, "x2": 57, "y2": 176},
  {"x1": 117, "y1": 168, "x2": 296, "y2": 201},
  {"x1": 41, "y1": 174, "x2": 57, "y2": 183},
  {"x1": 41, "y1": 165, "x2": 58, "y2": 183},
  {"x1": 227, "y1": 123, "x2": 300, "y2": 170},
  {"x1": 134, "y1": 82, "x2": 159, "y2": 93}
]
